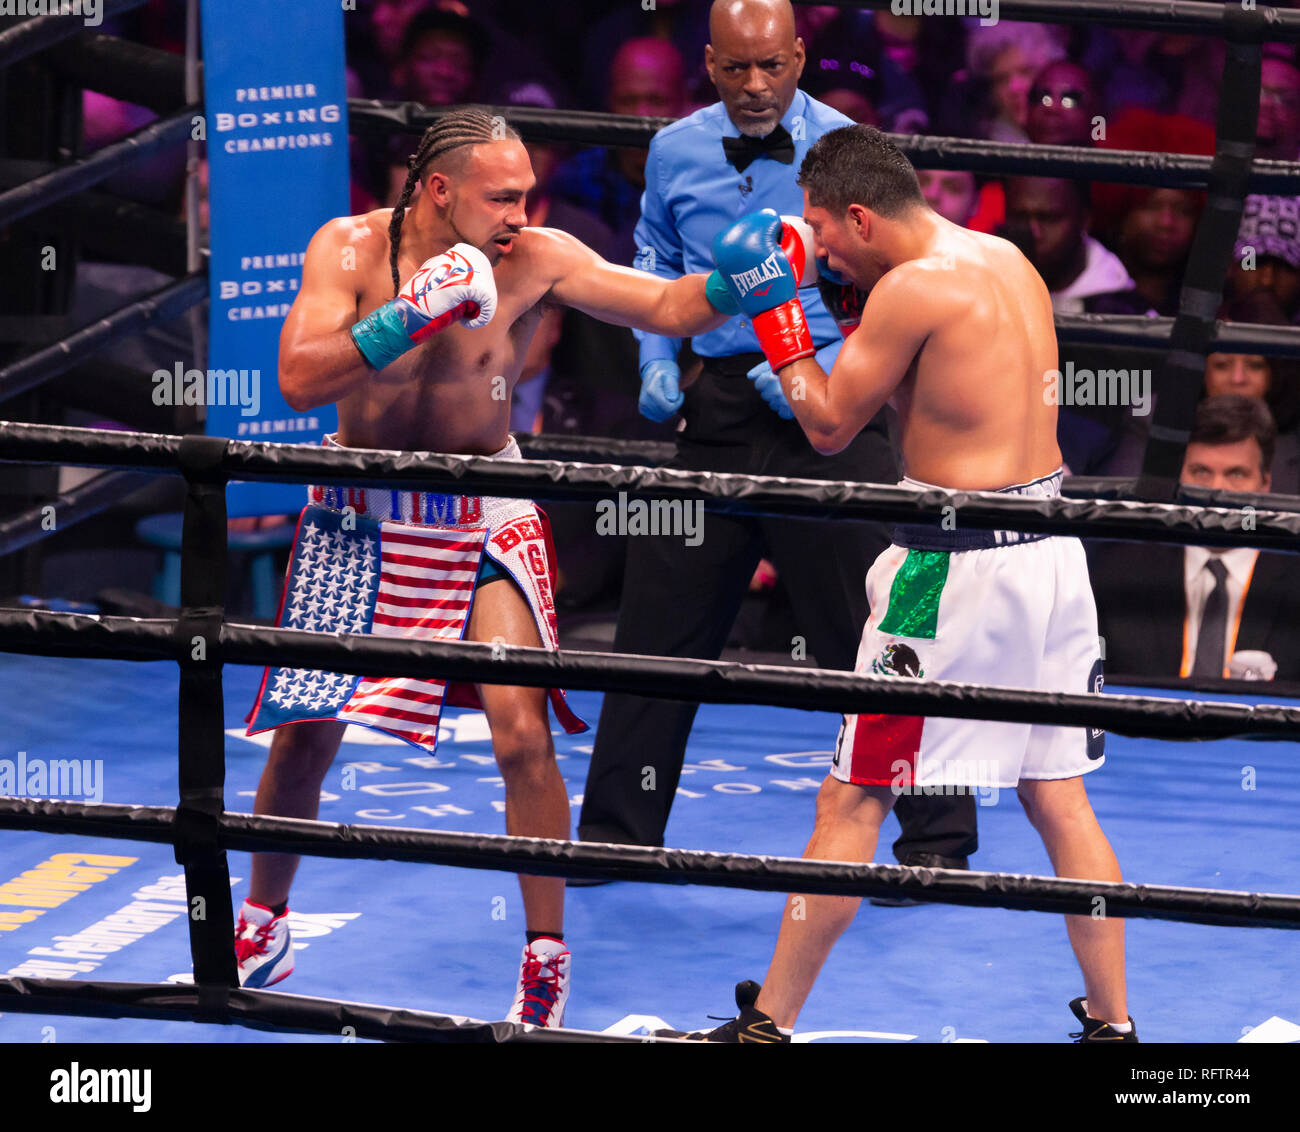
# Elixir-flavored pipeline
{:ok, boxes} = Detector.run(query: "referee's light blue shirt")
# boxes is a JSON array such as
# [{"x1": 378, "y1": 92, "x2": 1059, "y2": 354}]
[{"x1": 633, "y1": 89, "x2": 852, "y2": 364}]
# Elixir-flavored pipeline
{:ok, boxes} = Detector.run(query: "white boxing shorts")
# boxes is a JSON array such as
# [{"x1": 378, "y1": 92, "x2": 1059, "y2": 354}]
[{"x1": 831, "y1": 468, "x2": 1105, "y2": 790}]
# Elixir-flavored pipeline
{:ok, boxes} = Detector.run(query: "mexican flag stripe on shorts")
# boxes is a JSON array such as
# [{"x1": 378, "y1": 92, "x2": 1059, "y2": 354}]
[
  {"x1": 878, "y1": 551, "x2": 949, "y2": 639},
  {"x1": 833, "y1": 549, "x2": 948, "y2": 785},
  {"x1": 835, "y1": 526, "x2": 1105, "y2": 788}
]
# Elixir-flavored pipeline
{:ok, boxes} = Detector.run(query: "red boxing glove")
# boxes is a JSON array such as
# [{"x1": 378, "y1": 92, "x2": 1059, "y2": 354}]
[
  {"x1": 713, "y1": 209, "x2": 817, "y2": 370},
  {"x1": 752, "y1": 297, "x2": 815, "y2": 371},
  {"x1": 754, "y1": 214, "x2": 819, "y2": 368},
  {"x1": 817, "y1": 275, "x2": 868, "y2": 339},
  {"x1": 779, "y1": 215, "x2": 819, "y2": 287}
]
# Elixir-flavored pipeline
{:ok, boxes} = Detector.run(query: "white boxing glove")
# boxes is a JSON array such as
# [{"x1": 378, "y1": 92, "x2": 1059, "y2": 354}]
[
  {"x1": 779, "y1": 214, "x2": 820, "y2": 287},
  {"x1": 351, "y1": 242, "x2": 496, "y2": 370}
]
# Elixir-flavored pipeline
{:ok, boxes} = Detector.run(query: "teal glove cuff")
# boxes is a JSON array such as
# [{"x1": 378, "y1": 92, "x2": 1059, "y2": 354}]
[
  {"x1": 350, "y1": 300, "x2": 413, "y2": 371},
  {"x1": 705, "y1": 269, "x2": 741, "y2": 316}
]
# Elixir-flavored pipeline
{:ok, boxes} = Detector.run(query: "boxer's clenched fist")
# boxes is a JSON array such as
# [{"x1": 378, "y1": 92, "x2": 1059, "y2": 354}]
[
  {"x1": 350, "y1": 243, "x2": 496, "y2": 370},
  {"x1": 712, "y1": 210, "x2": 815, "y2": 372}
]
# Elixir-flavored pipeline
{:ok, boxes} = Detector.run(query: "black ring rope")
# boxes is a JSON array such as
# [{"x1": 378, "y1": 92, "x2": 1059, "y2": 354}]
[
  {"x1": 514, "y1": 435, "x2": 1300, "y2": 517},
  {"x1": 1, "y1": 799, "x2": 1295, "y2": 930},
  {"x1": 348, "y1": 101, "x2": 1300, "y2": 194},
  {"x1": 6, "y1": 608, "x2": 1300, "y2": 740},
  {"x1": 0, "y1": 976, "x2": 655, "y2": 1043},
  {"x1": 0, "y1": 162, "x2": 190, "y2": 278},
  {"x1": 0, "y1": 469, "x2": 154, "y2": 557},
  {"x1": 0, "y1": 106, "x2": 199, "y2": 229},
  {"x1": 0, "y1": 0, "x2": 150, "y2": 71},
  {"x1": 517, "y1": 432, "x2": 678, "y2": 466},
  {"x1": 13, "y1": 280, "x2": 1300, "y2": 412},
  {"x1": 11, "y1": 291, "x2": 1300, "y2": 416},
  {"x1": 9, "y1": 298, "x2": 1300, "y2": 414},
  {"x1": 45, "y1": 31, "x2": 192, "y2": 116},
  {"x1": 3, "y1": 421, "x2": 1298, "y2": 548},
  {"x1": 0, "y1": 273, "x2": 208, "y2": 406},
  {"x1": 1054, "y1": 311, "x2": 1300, "y2": 358},
  {"x1": 0, "y1": 430, "x2": 1290, "y2": 562}
]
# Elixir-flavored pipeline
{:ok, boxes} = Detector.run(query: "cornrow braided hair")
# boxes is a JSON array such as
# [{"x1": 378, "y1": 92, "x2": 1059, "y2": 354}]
[{"x1": 388, "y1": 107, "x2": 519, "y2": 296}]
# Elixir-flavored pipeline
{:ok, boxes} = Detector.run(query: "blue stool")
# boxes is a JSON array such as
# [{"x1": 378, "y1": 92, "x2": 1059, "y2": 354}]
[{"x1": 135, "y1": 513, "x2": 295, "y2": 619}]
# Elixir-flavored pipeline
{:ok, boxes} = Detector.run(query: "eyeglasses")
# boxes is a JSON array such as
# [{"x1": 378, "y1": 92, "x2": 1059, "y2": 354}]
[{"x1": 1030, "y1": 88, "x2": 1085, "y2": 110}]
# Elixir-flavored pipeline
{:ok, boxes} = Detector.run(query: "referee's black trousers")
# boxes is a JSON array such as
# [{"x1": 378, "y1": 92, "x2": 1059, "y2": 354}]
[{"x1": 576, "y1": 353, "x2": 979, "y2": 857}]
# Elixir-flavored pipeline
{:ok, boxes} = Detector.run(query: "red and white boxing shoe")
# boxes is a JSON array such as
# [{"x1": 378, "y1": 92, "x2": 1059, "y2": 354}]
[
  {"x1": 505, "y1": 938, "x2": 571, "y2": 1028},
  {"x1": 234, "y1": 899, "x2": 294, "y2": 988}
]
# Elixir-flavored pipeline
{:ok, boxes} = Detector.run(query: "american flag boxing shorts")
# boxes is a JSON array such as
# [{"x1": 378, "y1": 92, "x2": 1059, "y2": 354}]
[{"x1": 245, "y1": 436, "x2": 586, "y2": 752}]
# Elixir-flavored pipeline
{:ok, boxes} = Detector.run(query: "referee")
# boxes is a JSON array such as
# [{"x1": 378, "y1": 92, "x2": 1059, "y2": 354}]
[{"x1": 576, "y1": 0, "x2": 979, "y2": 874}]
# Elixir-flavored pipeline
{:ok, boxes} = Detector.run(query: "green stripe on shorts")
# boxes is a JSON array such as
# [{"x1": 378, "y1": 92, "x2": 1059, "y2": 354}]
[{"x1": 877, "y1": 550, "x2": 950, "y2": 639}]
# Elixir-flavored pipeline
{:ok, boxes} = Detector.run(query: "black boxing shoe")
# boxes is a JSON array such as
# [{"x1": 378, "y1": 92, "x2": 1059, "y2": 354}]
[
  {"x1": 653, "y1": 980, "x2": 790, "y2": 1043},
  {"x1": 1069, "y1": 996, "x2": 1139, "y2": 1042},
  {"x1": 869, "y1": 852, "x2": 970, "y2": 907}
]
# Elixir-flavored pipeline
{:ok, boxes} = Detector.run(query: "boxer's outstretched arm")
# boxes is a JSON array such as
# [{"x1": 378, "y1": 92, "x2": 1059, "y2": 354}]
[
  {"x1": 539, "y1": 228, "x2": 730, "y2": 337},
  {"x1": 779, "y1": 268, "x2": 931, "y2": 455},
  {"x1": 279, "y1": 218, "x2": 377, "y2": 411}
]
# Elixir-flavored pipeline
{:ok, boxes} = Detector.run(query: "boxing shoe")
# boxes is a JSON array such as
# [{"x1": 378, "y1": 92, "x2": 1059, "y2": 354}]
[
  {"x1": 506, "y1": 937, "x2": 571, "y2": 1028},
  {"x1": 234, "y1": 899, "x2": 294, "y2": 988},
  {"x1": 1069, "y1": 996, "x2": 1139, "y2": 1042},
  {"x1": 653, "y1": 980, "x2": 790, "y2": 1043}
]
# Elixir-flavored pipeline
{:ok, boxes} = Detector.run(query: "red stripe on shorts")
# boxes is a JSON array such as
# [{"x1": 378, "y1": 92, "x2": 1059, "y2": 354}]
[{"x1": 846, "y1": 713, "x2": 925, "y2": 786}]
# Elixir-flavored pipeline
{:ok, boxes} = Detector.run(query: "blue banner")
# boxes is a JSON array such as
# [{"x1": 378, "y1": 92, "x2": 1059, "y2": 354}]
[{"x1": 201, "y1": 0, "x2": 349, "y2": 516}]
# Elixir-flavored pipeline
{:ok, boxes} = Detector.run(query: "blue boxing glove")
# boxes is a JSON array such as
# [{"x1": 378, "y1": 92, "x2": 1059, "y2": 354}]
[
  {"x1": 747, "y1": 339, "x2": 842, "y2": 420},
  {"x1": 638, "y1": 358, "x2": 683, "y2": 422},
  {"x1": 713, "y1": 211, "x2": 816, "y2": 371}
]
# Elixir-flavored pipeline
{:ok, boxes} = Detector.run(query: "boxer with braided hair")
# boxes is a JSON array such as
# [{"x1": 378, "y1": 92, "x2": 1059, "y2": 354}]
[
  {"x1": 237, "y1": 106, "x2": 737, "y2": 1029},
  {"x1": 386, "y1": 108, "x2": 510, "y2": 298}
]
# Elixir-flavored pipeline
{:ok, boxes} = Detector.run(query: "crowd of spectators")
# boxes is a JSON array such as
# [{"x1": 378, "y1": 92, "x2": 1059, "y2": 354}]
[{"x1": 63, "y1": 0, "x2": 1300, "y2": 681}]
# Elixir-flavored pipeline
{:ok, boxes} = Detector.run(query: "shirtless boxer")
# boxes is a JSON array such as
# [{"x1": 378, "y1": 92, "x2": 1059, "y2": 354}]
[
  {"x1": 234, "y1": 108, "x2": 732, "y2": 1027},
  {"x1": 675, "y1": 124, "x2": 1134, "y2": 1042}
]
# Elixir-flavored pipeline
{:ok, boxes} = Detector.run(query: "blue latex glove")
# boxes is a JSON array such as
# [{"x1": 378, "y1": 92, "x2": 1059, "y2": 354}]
[
  {"x1": 638, "y1": 358, "x2": 683, "y2": 422},
  {"x1": 746, "y1": 339, "x2": 843, "y2": 421},
  {"x1": 746, "y1": 358, "x2": 794, "y2": 420}
]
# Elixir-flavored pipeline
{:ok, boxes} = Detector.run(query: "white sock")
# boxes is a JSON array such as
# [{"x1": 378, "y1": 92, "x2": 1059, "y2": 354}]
[
  {"x1": 776, "y1": 1025, "x2": 793, "y2": 1036},
  {"x1": 1083, "y1": 999, "x2": 1132, "y2": 1032}
]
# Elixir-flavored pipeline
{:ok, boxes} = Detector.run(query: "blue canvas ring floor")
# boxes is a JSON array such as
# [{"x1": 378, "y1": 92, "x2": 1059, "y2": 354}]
[{"x1": 1, "y1": 654, "x2": 1297, "y2": 1043}]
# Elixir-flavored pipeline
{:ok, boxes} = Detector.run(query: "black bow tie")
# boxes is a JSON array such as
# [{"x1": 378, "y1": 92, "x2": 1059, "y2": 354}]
[{"x1": 722, "y1": 125, "x2": 795, "y2": 172}]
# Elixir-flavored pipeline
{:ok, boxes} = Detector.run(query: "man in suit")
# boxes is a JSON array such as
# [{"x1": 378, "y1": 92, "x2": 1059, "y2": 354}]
[
  {"x1": 1090, "y1": 394, "x2": 1300, "y2": 682},
  {"x1": 575, "y1": 0, "x2": 979, "y2": 877}
]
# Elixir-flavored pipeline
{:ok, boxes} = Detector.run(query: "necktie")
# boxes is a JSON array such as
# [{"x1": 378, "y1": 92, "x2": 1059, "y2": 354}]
[
  {"x1": 722, "y1": 124, "x2": 796, "y2": 172},
  {"x1": 1191, "y1": 558, "x2": 1230, "y2": 679}
]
